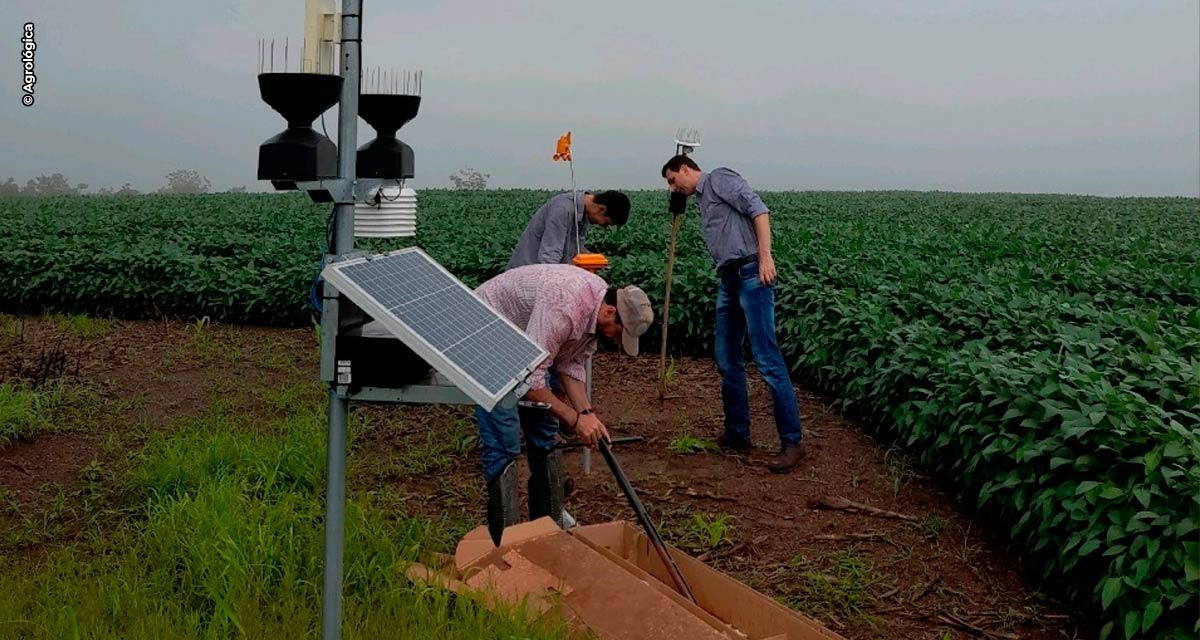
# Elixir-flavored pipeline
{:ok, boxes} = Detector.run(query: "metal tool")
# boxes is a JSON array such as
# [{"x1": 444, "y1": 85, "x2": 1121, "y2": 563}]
[
  {"x1": 556, "y1": 435, "x2": 643, "y2": 450},
  {"x1": 597, "y1": 438, "x2": 698, "y2": 605}
]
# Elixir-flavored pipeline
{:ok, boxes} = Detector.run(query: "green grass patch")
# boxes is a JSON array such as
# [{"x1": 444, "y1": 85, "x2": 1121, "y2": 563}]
[
  {"x1": 53, "y1": 313, "x2": 113, "y2": 339},
  {"x1": 0, "y1": 313, "x2": 21, "y2": 338},
  {"x1": 667, "y1": 434, "x2": 718, "y2": 455},
  {"x1": 0, "y1": 381, "x2": 103, "y2": 448},
  {"x1": 364, "y1": 415, "x2": 478, "y2": 478},
  {"x1": 0, "y1": 387, "x2": 577, "y2": 639},
  {"x1": 778, "y1": 549, "x2": 887, "y2": 630},
  {"x1": 682, "y1": 513, "x2": 735, "y2": 552},
  {"x1": 0, "y1": 382, "x2": 50, "y2": 447}
]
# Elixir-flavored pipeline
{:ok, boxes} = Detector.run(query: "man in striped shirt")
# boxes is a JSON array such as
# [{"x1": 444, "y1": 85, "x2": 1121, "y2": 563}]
[
  {"x1": 500, "y1": 189, "x2": 630, "y2": 533},
  {"x1": 474, "y1": 263, "x2": 653, "y2": 542}
]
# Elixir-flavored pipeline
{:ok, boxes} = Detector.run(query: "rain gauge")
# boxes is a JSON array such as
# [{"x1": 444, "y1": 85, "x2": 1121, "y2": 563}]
[{"x1": 254, "y1": 2, "x2": 548, "y2": 639}]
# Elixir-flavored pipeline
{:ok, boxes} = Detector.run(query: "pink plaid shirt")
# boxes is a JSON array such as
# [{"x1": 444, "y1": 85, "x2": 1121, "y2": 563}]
[{"x1": 474, "y1": 264, "x2": 607, "y2": 388}]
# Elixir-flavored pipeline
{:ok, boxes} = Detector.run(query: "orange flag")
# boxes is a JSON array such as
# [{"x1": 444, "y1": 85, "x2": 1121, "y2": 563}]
[{"x1": 552, "y1": 131, "x2": 572, "y2": 161}]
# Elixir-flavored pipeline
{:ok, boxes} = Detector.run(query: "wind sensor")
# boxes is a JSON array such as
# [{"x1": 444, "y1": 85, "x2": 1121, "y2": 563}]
[{"x1": 674, "y1": 127, "x2": 701, "y2": 155}]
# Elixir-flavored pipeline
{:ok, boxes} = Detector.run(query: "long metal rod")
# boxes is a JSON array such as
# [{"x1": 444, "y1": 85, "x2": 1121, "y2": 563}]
[
  {"x1": 597, "y1": 439, "x2": 698, "y2": 605},
  {"x1": 583, "y1": 357, "x2": 592, "y2": 474},
  {"x1": 321, "y1": 389, "x2": 348, "y2": 640},
  {"x1": 555, "y1": 435, "x2": 642, "y2": 451},
  {"x1": 321, "y1": 2, "x2": 362, "y2": 640}
]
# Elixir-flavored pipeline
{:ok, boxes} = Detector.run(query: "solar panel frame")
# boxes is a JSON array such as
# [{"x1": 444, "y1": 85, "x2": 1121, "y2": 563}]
[{"x1": 322, "y1": 247, "x2": 550, "y2": 411}]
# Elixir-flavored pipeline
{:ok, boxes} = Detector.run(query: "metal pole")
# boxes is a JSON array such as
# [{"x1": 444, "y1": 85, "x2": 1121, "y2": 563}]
[
  {"x1": 583, "y1": 356, "x2": 592, "y2": 474},
  {"x1": 332, "y1": 0, "x2": 361, "y2": 254},
  {"x1": 321, "y1": 2, "x2": 362, "y2": 639},
  {"x1": 321, "y1": 389, "x2": 348, "y2": 640}
]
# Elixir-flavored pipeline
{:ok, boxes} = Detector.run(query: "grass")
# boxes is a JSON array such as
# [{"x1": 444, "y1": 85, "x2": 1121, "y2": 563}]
[
  {"x1": 882, "y1": 447, "x2": 918, "y2": 499},
  {"x1": 667, "y1": 434, "x2": 718, "y2": 455},
  {"x1": 363, "y1": 415, "x2": 478, "y2": 478},
  {"x1": 256, "y1": 379, "x2": 326, "y2": 419},
  {"x1": 53, "y1": 313, "x2": 113, "y2": 339},
  {"x1": 778, "y1": 549, "x2": 888, "y2": 631},
  {"x1": 0, "y1": 382, "x2": 51, "y2": 447},
  {"x1": 920, "y1": 514, "x2": 951, "y2": 542},
  {"x1": 659, "y1": 356, "x2": 678, "y2": 392},
  {"x1": 0, "y1": 313, "x2": 21, "y2": 338},
  {"x1": 185, "y1": 316, "x2": 250, "y2": 364},
  {"x1": 0, "y1": 381, "x2": 578, "y2": 639},
  {"x1": 0, "y1": 381, "x2": 104, "y2": 448},
  {"x1": 684, "y1": 513, "x2": 735, "y2": 551},
  {"x1": 657, "y1": 508, "x2": 736, "y2": 553}
]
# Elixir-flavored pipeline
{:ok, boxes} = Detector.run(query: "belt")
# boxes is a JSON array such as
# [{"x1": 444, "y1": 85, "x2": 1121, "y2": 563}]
[{"x1": 718, "y1": 254, "x2": 757, "y2": 275}]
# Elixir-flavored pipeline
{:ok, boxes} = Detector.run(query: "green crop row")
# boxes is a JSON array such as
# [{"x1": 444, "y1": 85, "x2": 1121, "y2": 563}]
[{"x1": 2, "y1": 189, "x2": 1198, "y2": 638}]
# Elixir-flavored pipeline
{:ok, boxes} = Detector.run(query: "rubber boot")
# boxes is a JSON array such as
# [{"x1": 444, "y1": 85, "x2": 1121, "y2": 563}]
[
  {"x1": 486, "y1": 460, "x2": 519, "y2": 546},
  {"x1": 527, "y1": 447, "x2": 566, "y2": 528}
]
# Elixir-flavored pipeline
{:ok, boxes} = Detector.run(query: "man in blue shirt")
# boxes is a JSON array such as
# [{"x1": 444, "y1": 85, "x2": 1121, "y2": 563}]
[
  {"x1": 507, "y1": 190, "x2": 631, "y2": 269},
  {"x1": 661, "y1": 154, "x2": 805, "y2": 473}
]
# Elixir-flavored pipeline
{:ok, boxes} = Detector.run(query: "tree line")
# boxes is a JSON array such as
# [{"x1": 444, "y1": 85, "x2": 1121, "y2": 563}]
[{"x1": 0, "y1": 169, "x2": 247, "y2": 197}]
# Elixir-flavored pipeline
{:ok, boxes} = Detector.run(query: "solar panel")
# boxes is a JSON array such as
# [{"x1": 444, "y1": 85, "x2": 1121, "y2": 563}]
[{"x1": 321, "y1": 248, "x2": 549, "y2": 410}]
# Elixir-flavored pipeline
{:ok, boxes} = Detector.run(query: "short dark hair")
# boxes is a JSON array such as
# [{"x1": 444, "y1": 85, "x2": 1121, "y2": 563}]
[
  {"x1": 604, "y1": 286, "x2": 623, "y2": 328},
  {"x1": 593, "y1": 191, "x2": 631, "y2": 225},
  {"x1": 661, "y1": 154, "x2": 700, "y2": 177}
]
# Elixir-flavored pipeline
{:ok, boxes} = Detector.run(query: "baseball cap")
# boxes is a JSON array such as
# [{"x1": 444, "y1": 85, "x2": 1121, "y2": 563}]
[{"x1": 615, "y1": 285, "x2": 654, "y2": 356}]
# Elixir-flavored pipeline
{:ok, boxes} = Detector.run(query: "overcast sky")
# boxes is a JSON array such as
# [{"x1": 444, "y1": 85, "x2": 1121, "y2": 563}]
[{"x1": 2, "y1": 1, "x2": 1197, "y2": 196}]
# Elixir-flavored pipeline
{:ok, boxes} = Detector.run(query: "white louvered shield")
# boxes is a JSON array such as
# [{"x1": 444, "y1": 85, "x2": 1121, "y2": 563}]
[{"x1": 354, "y1": 185, "x2": 418, "y2": 238}]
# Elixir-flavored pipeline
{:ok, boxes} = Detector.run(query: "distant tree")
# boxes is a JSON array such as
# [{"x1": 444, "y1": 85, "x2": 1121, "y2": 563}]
[
  {"x1": 0, "y1": 177, "x2": 19, "y2": 197},
  {"x1": 158, "y1": 169, "x2": 212, "y2": 194},
  {"x1": 21, "y1": 173, "x2": 87, "y2": 196},
  {"x1": 94, "y1": 182, "x2": 140, "y2": 196},
  {"x1": 449, "y1": 166, "x2": 489, "y2": 190},
  {"x1": 227, "y1": 185, "x2": 247, "y2": 193}
]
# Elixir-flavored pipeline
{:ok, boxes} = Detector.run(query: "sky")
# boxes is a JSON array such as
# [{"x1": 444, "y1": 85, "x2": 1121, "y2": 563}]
[{"x1": 2, "y1": 0, "x2": 1197, "y2": 196}]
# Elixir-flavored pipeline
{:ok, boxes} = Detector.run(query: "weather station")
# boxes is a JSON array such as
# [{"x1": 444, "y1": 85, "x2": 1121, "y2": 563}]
[
  {"x1": 255, "y1": 2, "x2": 549, "y2": 638},
  {"x1": 254, "y1": 3, "x2": 707, "y2": 636}
]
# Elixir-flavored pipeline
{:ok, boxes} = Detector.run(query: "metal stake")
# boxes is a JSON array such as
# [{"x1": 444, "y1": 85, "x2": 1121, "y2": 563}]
[{"x1": 583, "y1": 356, "x2": 592, "y2": 474}]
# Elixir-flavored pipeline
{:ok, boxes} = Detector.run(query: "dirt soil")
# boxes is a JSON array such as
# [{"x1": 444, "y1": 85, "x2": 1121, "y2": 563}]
[{"x1": 0, "y1": 315, "x2": 1082, "y2": 639}]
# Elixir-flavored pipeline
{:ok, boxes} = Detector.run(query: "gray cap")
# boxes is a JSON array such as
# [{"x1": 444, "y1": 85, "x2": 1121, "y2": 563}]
[{"x1": 615, "y1": 285, "x2": 654, "y2": 356}]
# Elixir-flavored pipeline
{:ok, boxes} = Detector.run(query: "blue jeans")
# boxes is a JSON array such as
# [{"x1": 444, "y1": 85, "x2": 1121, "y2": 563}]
[
  {"x1": 475, "y1": 368, "x2": 566, "y2": 482},
  {"x1": 715, "y1": 257, "x2": 803, "y2": 448}
]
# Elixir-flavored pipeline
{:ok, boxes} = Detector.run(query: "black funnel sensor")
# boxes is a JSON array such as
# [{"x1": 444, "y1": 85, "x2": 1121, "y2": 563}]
[
  {"x1": 257, "y1": 73, "x2": 343, "y2": 186},
  {"x1": 357, "y1": 94, "x2": 420, "y2": 179}
]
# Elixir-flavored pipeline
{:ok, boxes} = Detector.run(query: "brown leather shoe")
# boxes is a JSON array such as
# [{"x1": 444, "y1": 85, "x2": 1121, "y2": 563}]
[{"x1": 767, "y1": 445, "x2": 806, "y2": 474}]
